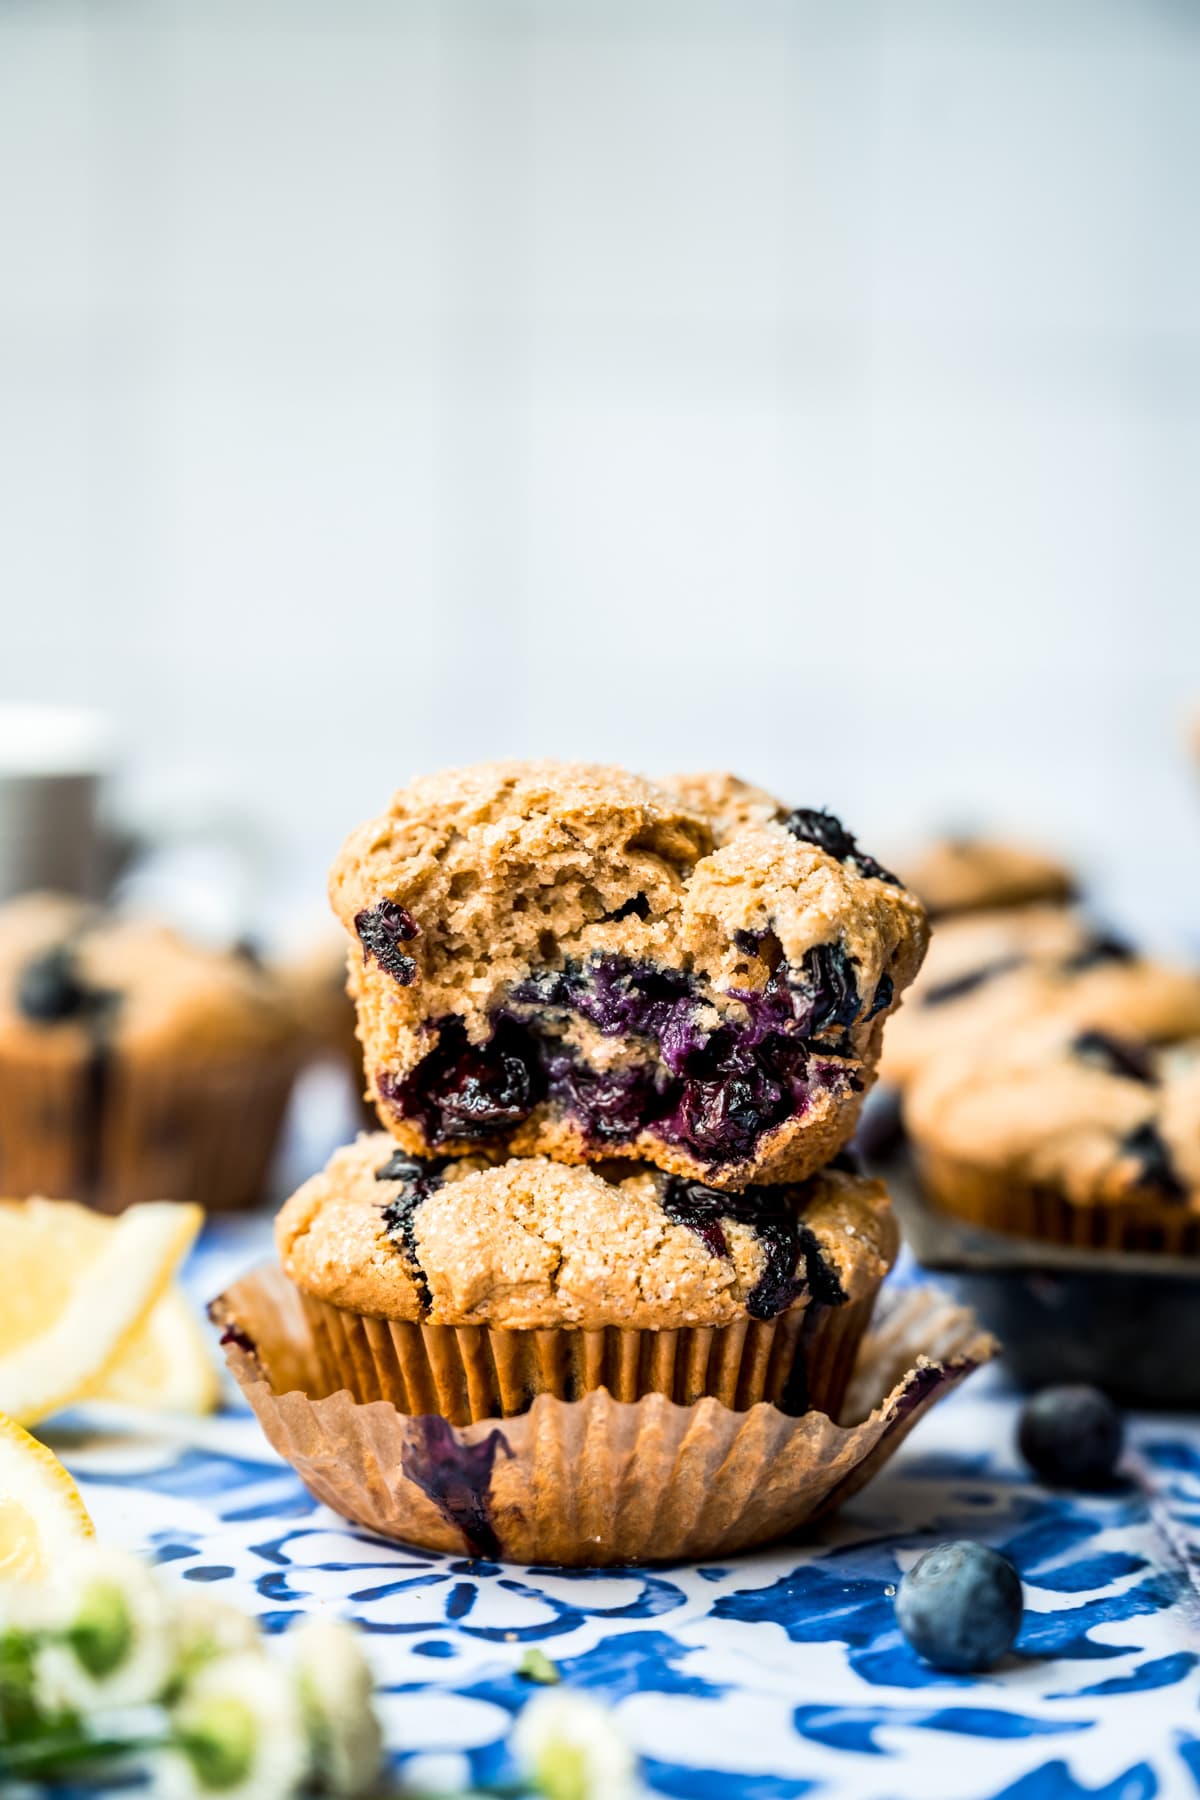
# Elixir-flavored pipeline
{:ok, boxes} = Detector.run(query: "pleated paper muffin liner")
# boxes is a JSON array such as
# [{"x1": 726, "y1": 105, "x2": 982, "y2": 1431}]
[
  {"x1": 0, "y1": 1042, "x2": 300, "y2": 1214},
  {"x1": 211, "y1": 1266, "x2": 994, "y2": 1566},
  {"x1": 917, "y1": 1148, "x2": 1200, "y2": 1258},
  {"x1": 295, "y1": 1284, "x2": 879, "y2": 1427}
]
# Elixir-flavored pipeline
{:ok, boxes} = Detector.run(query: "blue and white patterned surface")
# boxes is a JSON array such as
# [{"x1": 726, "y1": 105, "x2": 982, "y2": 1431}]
[{"x1": 46, "y1": 1218, "x2": 1200, "y2": 1800}]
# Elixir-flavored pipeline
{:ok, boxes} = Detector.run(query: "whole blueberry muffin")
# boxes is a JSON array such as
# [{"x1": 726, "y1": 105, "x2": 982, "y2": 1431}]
[
  {"x1": 329, "y1": 762, "x2": 928, "y2": 1190},
  {"x1": 275, "y1": 1133, "x2": 899, "y2": 1424},
  {"x1": 882, "y1": 915, "x2": 1200, "y2": 1092},
  {"x1": 0, "y1": 893, "x2": 302, "y2": 1213},
  {"x1": 900, "y1": 835, "x2": 1077, "y2": 919},
  {"x1": 906, "y1": 1019, "x2": 1200, "y2": 1254}
]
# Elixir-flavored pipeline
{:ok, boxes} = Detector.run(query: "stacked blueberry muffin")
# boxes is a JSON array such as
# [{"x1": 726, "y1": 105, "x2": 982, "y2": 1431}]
[{"x1": 275, "y1": 762, "x2": 930, "y2": 1423}]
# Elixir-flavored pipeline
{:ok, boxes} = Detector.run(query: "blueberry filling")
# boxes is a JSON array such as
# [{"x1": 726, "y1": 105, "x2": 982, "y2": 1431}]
[
  {"x1": 661, "y1": 1176, "x2": 846, "y2": 1321},
  {"x1": 921, "y1": 956, "x2": 1023, "y2": 1009},
  {"x1": 376, "y1": 1150, "x2": 449, "y2": 1308},
  {"x1": 782, "y1": 807, "x2": 900, "y2": 887},
  {"x1": 1120, "y1": 1121, "x2": 1187, "y2": 1202},
  {"x1": 1062, "y1": 932, "x2": 1135, "y2": 974},
  {"x1": 1072, "y1": 1030, "x2": 1156, "y2": 1086},
  {"x1": 355, "y1": 900, "x2": 420, "y2": 985},
  {"x1": 385, "y1": 944, "x2": 870, "y2": 1166},
  {"x1": 381, "y1": 1016, "x2": 542, "y2": 1147}
]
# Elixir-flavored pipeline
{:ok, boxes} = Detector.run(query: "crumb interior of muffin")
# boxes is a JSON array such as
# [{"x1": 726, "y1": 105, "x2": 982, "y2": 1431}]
[{"x1": 373, "y1": 943, "x2": 891, "y2": 1171}]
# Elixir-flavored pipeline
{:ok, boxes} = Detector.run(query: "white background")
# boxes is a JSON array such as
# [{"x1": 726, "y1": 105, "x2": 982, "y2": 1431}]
[{"x1": 1, "y1": 0, "x2": 1197, "y2": 941}]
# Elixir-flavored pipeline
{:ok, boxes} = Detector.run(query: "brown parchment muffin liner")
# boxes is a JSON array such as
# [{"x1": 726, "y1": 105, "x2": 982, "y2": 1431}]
[
  {"x1": 0, "y1": 1041, "x2": 301, "y2": 1214},
  {"x1": 917, "y1": 1147, "x2": 1200, "y2": 1258},
  {"x1": 295, "y1": 1285, "x2": 880, "y2": 1426},
  {"x1": 211, "y1": 1266, "x2": 994, "y2": 1566}
]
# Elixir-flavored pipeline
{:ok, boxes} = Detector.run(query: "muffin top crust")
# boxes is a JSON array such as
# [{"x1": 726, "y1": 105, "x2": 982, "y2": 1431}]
[
  {"x1": 276, "y1": 1133, "x2": 898, "y2": 1331},
  {"x1": 906, "y1": 1020, "x2": 1200, "y2": 1213},
  {"x1": 329, "y1": 760, "x2": 928, "y2": 1186},
  {"x1": 898, "y1": 835, "x2": 1077, "y2": 918},
  {"x1": 883, "y1": 911, "x2": 1200, "y2": 1089},
  {"x1": 0, "y1": 891, "x2": 295, "y2": 1056}
]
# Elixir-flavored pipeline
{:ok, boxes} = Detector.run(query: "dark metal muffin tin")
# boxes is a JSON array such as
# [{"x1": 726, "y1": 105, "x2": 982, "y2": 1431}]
[{"x1": 880, "y1": 1152, "x2": 1200, "y2": 1410}]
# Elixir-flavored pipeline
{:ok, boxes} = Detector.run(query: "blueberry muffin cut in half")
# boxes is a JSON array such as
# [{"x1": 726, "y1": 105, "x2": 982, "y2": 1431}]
[
  {"x1": 906, "y1": 1019, "x2": 1200, "y2": 1254},
  {"x1": 0, "y1": 892, "x2": 301, "y2": 1212},
  {"x1": 275, "y1": 1134, "x2": 899, "y2": 1424},
  {"x1": 330, "y1": 762, "x2": 928, "y2": 1190}
]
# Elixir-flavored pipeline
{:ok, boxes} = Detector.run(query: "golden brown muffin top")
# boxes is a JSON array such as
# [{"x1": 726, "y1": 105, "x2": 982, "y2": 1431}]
[
  {"x1": 0, "y1": 891, "x2": 294, "y2": 1055},
  {"x1": 276, "y1": 1133, "x2": 898, "y2": 1331},
  {"x1": 907, "y1": 1019, "x2": 1200, "y2": 1212}
]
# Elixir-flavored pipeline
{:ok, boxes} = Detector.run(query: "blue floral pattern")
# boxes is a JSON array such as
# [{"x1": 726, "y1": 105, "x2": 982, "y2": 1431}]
[{"x1": 46, "y1": 1221, "x2": 1200, "y2": 1800}]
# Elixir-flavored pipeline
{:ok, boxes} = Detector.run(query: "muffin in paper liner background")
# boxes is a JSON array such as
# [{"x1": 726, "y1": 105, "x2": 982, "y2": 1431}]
[
  {"x1": 272, "y1": 1137, "x2": 900, "y2": 1424},
  {"x1": 0, "y1": 893, "x2": 303, "y2": 1213},
  {"x1": 906, "y1": 1021, "x2": 1200, "y2": 1255},
  {"x1": 211, "y1": 1268, "x2": 993, "y2": 1566}
]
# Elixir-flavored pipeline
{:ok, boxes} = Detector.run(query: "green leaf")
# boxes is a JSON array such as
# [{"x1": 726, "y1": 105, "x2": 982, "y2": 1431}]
[{"x1": 517, "y1": 1648, "x2": 562, "y2": 1686}]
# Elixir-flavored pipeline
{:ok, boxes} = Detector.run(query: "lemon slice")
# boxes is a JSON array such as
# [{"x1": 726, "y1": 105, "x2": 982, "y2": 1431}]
[
  {"x1": 97, "y1": 1284, "x2": 220, "y2": 1415},
  {"x1": 0, "y1": 1198, "x2": 204, "y2": 1426},
  {"x1": 0, "y1": 1412, "x2": 94, "y2": 1581}
]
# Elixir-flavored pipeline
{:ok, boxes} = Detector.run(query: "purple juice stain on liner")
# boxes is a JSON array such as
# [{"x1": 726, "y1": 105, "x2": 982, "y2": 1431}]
[
  {"x1": 401, "y1": 1415, "x2": 512, "y2": 1561},
  {"x1": 355, "y1": 899, "x2": 421, "y2": 985}
]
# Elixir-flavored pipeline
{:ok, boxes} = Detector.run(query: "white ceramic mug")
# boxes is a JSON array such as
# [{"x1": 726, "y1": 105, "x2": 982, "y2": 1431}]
[{"x1": 0, "y1": 704, "x2": 119, "y2": 902}]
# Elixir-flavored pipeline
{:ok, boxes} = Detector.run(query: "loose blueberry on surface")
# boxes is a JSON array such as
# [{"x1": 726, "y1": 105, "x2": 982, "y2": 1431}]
[
  {"x1": 782, "y1": 807, "x2": 901, "y2": 886},
  {"x1": 1120, "y1": 1120, "x2": 1187, "y2": 1201},
  {"x1": 355, "y1": 900, "x2": 421, "y2": 985},
  {"x1": 1071, "y1": 1029, "x2": 1156, "y2": 1086},
  {"x1": 1017, "y1": 1385, "x2": 1124, "y2": 1489},
  {"x1": 895, "y1": 1542, "x2": 1024, "y2": 1672}
]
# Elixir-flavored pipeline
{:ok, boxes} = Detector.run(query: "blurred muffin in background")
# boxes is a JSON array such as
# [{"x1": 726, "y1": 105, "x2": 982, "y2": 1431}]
[
  {"x1": 0, "y1": 892, "x2": 303, "y2": 1213},
  {"x1": 282, "y1": 935, "x2": 374, "y2": 1128},
  {"x1": 882, "y1": 920, "x2": 1200, "y2": 1092},
  {"x1": 900, "y1": 834, "x2": 1076, "y2": 919},
  {"x1": 907, "y1": 1018, "x2": 1200, "y2": 1255}
]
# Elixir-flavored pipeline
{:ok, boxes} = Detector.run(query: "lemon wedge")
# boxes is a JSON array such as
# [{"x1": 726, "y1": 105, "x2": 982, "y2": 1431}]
[
  {"x1": 0, "y1": 1412, "x2": 94, "y2": 1581},
  {"x1": 97, "y1": 1283, "x2": 221, "y2": 1415},
  {"x1": 0, "y1": 1198, "x2": 204, "y2": 1426}
]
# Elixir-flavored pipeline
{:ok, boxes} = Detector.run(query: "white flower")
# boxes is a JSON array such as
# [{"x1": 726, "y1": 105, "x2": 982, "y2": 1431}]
[
  {"x1": 157, "y1": 1650, "x2": 309, "y2": 1800},
  {"x1": 33, "y1": 1545, "x2": 176, "y2": 1713},
  {"x1": 173, "y1": 1589, "x2": 261, "y2": 1675},
  {"x1": 291, "y1": 1616, "x2": 383, "y2": 1795},
  {"x1": 513, "y1": 1689, "x2": 638, "y2": 1800}
]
